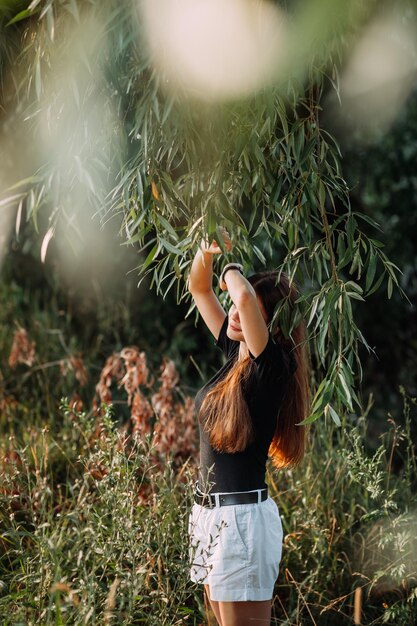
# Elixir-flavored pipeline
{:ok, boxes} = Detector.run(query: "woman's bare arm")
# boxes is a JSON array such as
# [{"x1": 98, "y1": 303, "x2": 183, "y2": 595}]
[
  {"x1": 221, "y1": 269, "x2": 269, "y2": 358},
  {"x1": 187, "y1": 235, "x2": 229, "y2": 341}
]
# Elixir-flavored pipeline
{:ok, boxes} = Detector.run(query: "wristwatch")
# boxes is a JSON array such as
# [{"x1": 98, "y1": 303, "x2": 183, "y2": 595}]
[{"x1": 220, "y1": 263, "x2": 244, "y2": 285}]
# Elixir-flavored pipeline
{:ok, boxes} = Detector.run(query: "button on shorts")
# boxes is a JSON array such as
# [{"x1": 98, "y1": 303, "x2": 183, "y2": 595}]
[{"x1": 188, "y1": 496, "x2": 283, "y2": 602}]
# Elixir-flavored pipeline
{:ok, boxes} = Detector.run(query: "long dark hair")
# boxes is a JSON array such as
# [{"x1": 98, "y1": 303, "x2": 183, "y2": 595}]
[{"x1": 199, "y1": 271, "x2": 310, "y2": 468}]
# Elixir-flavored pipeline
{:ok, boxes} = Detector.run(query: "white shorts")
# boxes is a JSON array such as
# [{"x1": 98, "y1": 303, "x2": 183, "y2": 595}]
[{"x1": 188, "y1": 495, "x2": 283, "y2": 602}]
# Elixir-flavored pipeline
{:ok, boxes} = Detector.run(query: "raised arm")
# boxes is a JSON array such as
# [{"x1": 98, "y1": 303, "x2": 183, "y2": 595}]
[
  {"x1": 187, "y1": 232, "x2": 229, "y2": 341},
  {"x1": 219, "y1": 268, "x2": 269, "y2": 359}
]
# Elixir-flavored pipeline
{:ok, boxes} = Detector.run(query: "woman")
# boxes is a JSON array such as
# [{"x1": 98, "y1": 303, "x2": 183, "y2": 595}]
[{"x1": 187, "y1": 228, "x2": 310, "y2": 626}]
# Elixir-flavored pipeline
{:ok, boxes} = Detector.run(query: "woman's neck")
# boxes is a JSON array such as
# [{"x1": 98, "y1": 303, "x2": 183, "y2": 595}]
[{"x1": 238, "y1": 342, "x2": 249, "y2": 361}]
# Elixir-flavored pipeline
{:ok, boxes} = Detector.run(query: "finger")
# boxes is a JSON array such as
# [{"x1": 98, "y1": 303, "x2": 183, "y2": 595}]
[
  {"x1": 220, "y1": 226, "x2": 231, "y2": 237},
  {"x1": 201, "y1": 235, "x2": 210, "y2": 247},
  {"x1": 216, "y1": 231, "x2": 232, "y2": 250}
]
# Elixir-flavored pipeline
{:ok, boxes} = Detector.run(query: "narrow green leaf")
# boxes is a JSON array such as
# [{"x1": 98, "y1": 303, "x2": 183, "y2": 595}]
[
  {"x1": 369, "y1": 238, "x2": 385, "y2": 248},
  {"x1": 349, "y1": 249, "x2": 361, "y2": 276},
  {"x1": 304, "y1": 184, "x2": 317, "y2": 210},
  {"x1": 366, "y1": 271, "x2": 385, "y2": 297},
  {"x1": 253, "y1": 245, "x2": 266, "y2": 265},
  {"x1": 356, "y1": 212, "x2": 382, "y2": 230},
  {"x1": 338, "y1": 371, "x2": 352, "y2": 409},
  {"x1": 159, "y1": 237, "x2": 181, "y2": 255},
  {"x1": 345, "y1": 281, "x2": 363, "y2": 294},
  {"x1": 365, "y1": 252, "x2": 377, "y2": 293},
  {"x1": 347, "y1": 215, "x2": 357, "y2": 249},
  {"x1": 328, "y1": 404, "x2": 342, "y2": 426},
  {"x1": 340, "y1": 360, "x2": 354, "y2": 386},
  {"x1": 207, "y1": 207, "x2": 217, "y2": 238},
  {"x1": 277, "y1": 98, "x2": 289, "y2": 138},
  {"x1": 346, "y1": 292, "x2": 365, "y2": 301},
  {"x1": 318, "y1": 322, "x2": 327, "y2": 358},
  {"x1": 270, "y1": 179, "x2": 283, "y2": 207},
  {"x1": 387, "y1": 275, "x2": 393, "y2": 299},
  {"x1": 6, "y1": 8, "x2": 38, "y2": 26},
  {"x1": 155, "y1": 212, "x2": 178, "y2": 240},
  {"x1": 163, "y1": 273, "x2": 178, "y2": 298},
  {"x1": 296, "y1": 412, "x2": 320, "y2": 426},
  {"x1": 242, "y1": 149, "x2": 251, "y2": 173},
  {"x1": 384, "y1": 260, "x2": 402, "y2": 273},
  {"x1": 293, "y1": 126, "x2": 304, "y2": 161},
  {"x1": 300, "y1": 138, "x2": 316, "y2": 166},
  {"x1": 291, "y1": 246, "x2": 307, "y2": 258},
  {"x1": 267, "y1": 220, "x2": 285, "y2": 235},
  {"x1": 310, "y1": 378, "x2": 332, "y2": 415},
  {"x1": 141, "y1": 242, "x2": 159, "y2": 271},
  {"x1": 214, "y1": 225, "x2": 227, "y2": 255},
  {"x1": 307, "y1": 295, "x2": 320, "y2": 328},
  {"x1": 161, "y1": 97, "x2": 175, "y2": 124},
  {"x1": 318, "y1": 180, "x2": 326, "y2": 208},
  {"x1": 136, "y1": 170, "x2": 144, "y2": 206}
]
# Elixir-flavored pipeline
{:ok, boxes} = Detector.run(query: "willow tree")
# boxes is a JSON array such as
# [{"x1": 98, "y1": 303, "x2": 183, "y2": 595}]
[{"x1": 0, "y1": 0, "x2": 404, "y2": 424}]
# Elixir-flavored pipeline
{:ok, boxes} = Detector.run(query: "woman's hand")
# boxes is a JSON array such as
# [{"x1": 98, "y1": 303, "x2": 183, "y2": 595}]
[
  {"x1": 200, "y1": 226, "x2": 232, "y2": 255},
  {"x1": 219, "y1": 276, "x2": 228, "y2": 291}
]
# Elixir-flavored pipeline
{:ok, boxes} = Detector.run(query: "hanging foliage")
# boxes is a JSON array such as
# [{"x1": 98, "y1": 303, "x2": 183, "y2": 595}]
[{"x1": 0, "y1": 0, "x2": 405, "y2": 424}]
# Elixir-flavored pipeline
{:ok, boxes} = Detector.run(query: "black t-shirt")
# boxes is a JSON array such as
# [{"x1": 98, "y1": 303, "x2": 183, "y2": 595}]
[{"x1": 194, "y1": 315, "x2": 297, "y2": 494}]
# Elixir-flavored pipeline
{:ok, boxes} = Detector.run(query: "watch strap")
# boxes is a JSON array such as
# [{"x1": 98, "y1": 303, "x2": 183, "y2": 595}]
[{"x1": 220, "y1": 263, "x2": 244, "y2": 284}]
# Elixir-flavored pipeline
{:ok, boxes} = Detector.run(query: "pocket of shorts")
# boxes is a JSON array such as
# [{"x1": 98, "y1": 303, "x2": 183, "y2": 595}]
[{"x1": 231, "y1": 506, "x2": 249, "y2": 553}]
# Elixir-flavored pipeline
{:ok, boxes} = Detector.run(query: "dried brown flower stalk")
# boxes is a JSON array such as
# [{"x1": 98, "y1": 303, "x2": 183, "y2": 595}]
[
  {"x1": 91, "y1": 347, "x2": 197, "y2": 480},
  {"x1": 60, "y1": 355, "x2": 89, "y2": 387},
  {"x1": 131, "y1": 390, "x2": 153, "y2": 435},
  {"x1": 95, "y1": 353, "x2": 125, "y2": 405},
  {"x1": 120, "y1": 347, "x2": 151, "y2": 404},
  {"x1": 8, "y1": 327, "x2": 36, "y2": 368},
  {"x1": 70, "y1": 355, "x2": 89, "y2": 386},
  {"x1": 151, "y1": 357, "x2": 197, "y2": 465}
]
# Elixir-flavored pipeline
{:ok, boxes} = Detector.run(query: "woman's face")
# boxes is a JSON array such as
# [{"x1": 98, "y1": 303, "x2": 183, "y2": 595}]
[{"x1": 227, "y1": 296, "x2": 269, "y2": 342}]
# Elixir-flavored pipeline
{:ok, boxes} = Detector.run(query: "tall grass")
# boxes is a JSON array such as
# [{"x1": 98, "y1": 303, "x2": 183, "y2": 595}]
[
  {"x1": 270, "y1": 390, "x2": 417, "y2": 625},
  {"x1": 1, "y1": 403, "x2": 201, "y2": 625},
  {"x1": 1, "y1": 391, "x2": 416, "y2": 625}
]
